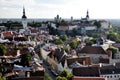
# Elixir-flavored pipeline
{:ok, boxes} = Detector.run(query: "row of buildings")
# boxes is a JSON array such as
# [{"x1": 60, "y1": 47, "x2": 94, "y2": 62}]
[{"x1": 0, "y1": 7, "x2": 119, "y2": 80}]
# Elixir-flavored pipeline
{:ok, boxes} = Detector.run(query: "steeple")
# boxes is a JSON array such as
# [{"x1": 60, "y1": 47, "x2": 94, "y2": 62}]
[
  {"x1": 22, "y1": 7, "x2": 27, "y2": 19},
  {"x1": 22, "y1": 7, "x2": 27, "y2": 30},
  {"x1": 86, "y1": 10, "x2": 89, "y2": 19}
]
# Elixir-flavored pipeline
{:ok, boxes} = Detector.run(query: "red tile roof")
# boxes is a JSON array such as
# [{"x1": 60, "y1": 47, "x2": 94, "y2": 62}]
[
  {"x1": 67, "y1": 57, "x2": 91, "y2": 66},
  {"x1": 77, "y1": 46, "x2": 107, "y2": 54},
  {"x1": 2, "y1": 31, "x2": 13, "y2": 38}
]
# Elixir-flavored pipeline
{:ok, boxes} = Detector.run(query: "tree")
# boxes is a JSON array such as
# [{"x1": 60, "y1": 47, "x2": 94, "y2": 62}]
[
  {"x1": 56, "y1": 70, "x2": 73, "y2": 80},
  {"x1": 56, "y1": 76, "x2": 67, "y2": 80},
  {"x1": 107, "y1": 46, "x2": 118, "y2": 59},
  {"x1": 0, "y1": 44, "x2": 7, "y2": 56},
  {"x1": 69, "y1": 38, "x2": 79, "y2": 49},
  {"x1": 72, "y1": 28, "x2": 77, "y2": 36},
  {"x1": 0, "y1": 73, "x2": 6, "y2": 80},
  {"x1": 94, "y1": 20, "x2": 101, "y2": 31},
  {"x1": 28, "y1": 22, "x2": 41, "y2": 27},
  {"x1": 60, "y1": 19, "x2": 68, "y2": 26},
  {"x1": 56, "y1": 19, "x2": 68, "y2": 28},
  {"x1": 54, "y1": 39, "x2": 63, "y2": 45},
  {"x1": 107, "y1": 26, "x2": 120, "y2": 43},
  {"x1": 107, "y1": 32, "x2": 120, "y2": 42},
  {"x1": 85, "y1": 38, "x2": 95, "y2": 46},
  {"x1": 56, "y1": 22, "x2": 60, "y2": 28},
  {"x1": 60, "y1": 35, "x2": 67, "y2": 42},
  {"x1": 91, "y1": 33, "x2": 100, "y2": 38},
  {"x1": 59, "y1": 70, "x2": 68, "y2": 77},
  {"x1": 45, "y1": 73, "x2": 52, "y2": 80},
  {"x1": 20, "y1": 52, "x2": 32, "y2": 67},
  {"x1": 108, "y1": 46, "x2": 118, "y2": 54}
]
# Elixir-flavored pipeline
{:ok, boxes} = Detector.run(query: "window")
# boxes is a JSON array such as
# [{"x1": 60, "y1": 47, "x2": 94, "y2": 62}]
[
  {"x1": 118, "y1": 75, "x2": 119, "y2": 77},
  {"x1": 110, "y1": 76, "x2": 112, "y2": 78}
]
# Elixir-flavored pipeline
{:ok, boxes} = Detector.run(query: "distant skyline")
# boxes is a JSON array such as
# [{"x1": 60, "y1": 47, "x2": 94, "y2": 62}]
[{"x1": 0, "y1": 0, "x2": 120, "y2": 19}]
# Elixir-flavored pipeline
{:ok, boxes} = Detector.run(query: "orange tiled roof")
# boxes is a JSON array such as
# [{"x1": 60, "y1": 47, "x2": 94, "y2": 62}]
[
  {"x1": 2, "y1": 31, "x2": 13, "y2": 38},
  {"x1": 67, "y1": 57, "x2": 91, "y2": 66}
]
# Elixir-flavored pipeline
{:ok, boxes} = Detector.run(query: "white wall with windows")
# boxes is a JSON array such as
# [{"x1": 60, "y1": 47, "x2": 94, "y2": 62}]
[{"x1": 100, "y1": 74, "x2": 120, "y2": 80}]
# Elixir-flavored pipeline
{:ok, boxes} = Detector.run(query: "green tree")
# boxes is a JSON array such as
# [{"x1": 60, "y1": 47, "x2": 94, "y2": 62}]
[
  {"x1": 91, "y1": 33, "x2": 100, "y2": 38},
  {"x1": 107, "y1": 46, "x2": 118, "y2": 59},
  {"x1": 94, "y1": 20, "x2": 101, "y2": 31},
  {"x1": 54, "y1": 39, "x2": 63, "y2": 45},
  {"x1": 107, "y1": 26, "x2": 120, "y2": 42},
  {"x1": 60, "y1": 19, "x2": 68, "y2": 26},
  {"x1": 60, "y1": 35, "x2": 67, "y2": 42},
  {"x1": 45, "y1": 73, "x2": 52, "y2": 80},
  {"x1": 69, "y1": 38, "x2": 79, "y2": 49},
  {"x1": 105, "y1": 26, "x2": 120, "y2": 42},
  {"x1": 20, "y1": 52, "x2": 32, "y2": 67},
  {"x1": 0, "y1": 44, "x2": 7, "y2": 56},
  {"x1": 59, "y1": 70, "x2": 68, "y2": 77},
  {"x1": 108, "y1": 46, "x2": 118, "y2": 54},
  {"x1": 0, "y1": 73, "x2": 6, "y2": 80},
  {"x1": 56, "y1": 76, "x2": 67, "y2": 80},
  {"x1": 56, "y1": 70, "x2": 73, "y2": 80},
  {"x1": 107, "y1": 32, "x2": 120, "y2": 42},
  {"x1": 28, "y1": 22, "x2": 41, "y2": 27},
  {"x1": 69, "y1": 41, "x2": 77, "y2": 49},
  {"x1": 62, "y1": 47, "x2": 69, "y2": 53},
  {"x1": 56, "y1": 19, "x2": 68, "y2": 27},
  {"x1": 72, "y1": 28, "x2": 77, "y2": 36},
  {"x1": 85, "y1": 38, "x2": 95, "y2": 46}
]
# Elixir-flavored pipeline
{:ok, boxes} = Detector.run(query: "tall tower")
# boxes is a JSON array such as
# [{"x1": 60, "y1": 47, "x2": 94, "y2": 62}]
[
  {"x1": 86, "y1": 10, "x2": 89, "y2": 20},
  {"x1": 22, "y1": 7, "x2": 27, "y2": 30}
]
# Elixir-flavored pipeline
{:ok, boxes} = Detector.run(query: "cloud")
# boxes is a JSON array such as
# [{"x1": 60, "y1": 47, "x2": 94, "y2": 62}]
[
  {"x1": 0, "y1": 0, "x2": 120, "y2": 18},
  {"x1": 35, "y1": 0, "x2": 67, "y2": 5}
]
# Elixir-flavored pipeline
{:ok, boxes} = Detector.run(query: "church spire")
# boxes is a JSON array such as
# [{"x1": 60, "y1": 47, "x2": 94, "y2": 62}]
[
  {"x1": 86, "y1": 10, "x2": 89, "y2": 19},
  {"x1": 23, "y1": 7, "x2": 25, "y2": 15},
  {"x1": 22, "y1": 7, "x2": 27, "y2": 18}
]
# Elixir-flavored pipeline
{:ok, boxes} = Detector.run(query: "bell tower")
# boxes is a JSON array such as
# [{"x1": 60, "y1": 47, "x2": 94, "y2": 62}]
[{"x1": 22, "y1": 7, "x2": 27, "y2": 30}]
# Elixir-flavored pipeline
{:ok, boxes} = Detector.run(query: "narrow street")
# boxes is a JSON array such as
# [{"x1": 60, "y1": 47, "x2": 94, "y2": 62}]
[
  {"x1": 34, "y1": 43, "x2": 56, "y2": 80},
  {"x1": 42, "y1": 61, "x2": 56, "y2": 80}
]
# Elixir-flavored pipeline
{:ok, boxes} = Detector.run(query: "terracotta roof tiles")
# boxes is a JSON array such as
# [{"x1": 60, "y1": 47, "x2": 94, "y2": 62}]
[{"x1": 77, "y1": 46, "x2": 107, "y2": 54}]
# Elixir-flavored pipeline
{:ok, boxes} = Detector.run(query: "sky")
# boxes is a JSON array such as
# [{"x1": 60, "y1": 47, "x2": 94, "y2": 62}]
[{"x1": 0, "y1": 0, "x2": 120, "y2": 19}]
